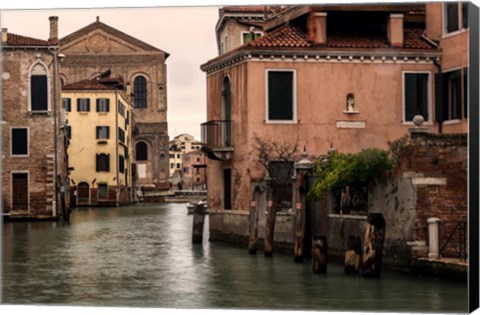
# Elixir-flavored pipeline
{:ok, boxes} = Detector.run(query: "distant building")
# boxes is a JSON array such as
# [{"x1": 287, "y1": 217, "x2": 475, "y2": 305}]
[
  {"x1": 62, "y1": 71, "x2": 134, "y2": 206},
  {"x1": 182, "y1": 150, "x2": 207, "y2": 191},
  {"x1": 1, "y1": 17, "x2": 69, "y2": 219},
  {"x1": 168, "y1": 133, "x2": 202, "y2": 177},
  {"x1": 59, "y1": 17, "x2": 170, "y2": 192}
]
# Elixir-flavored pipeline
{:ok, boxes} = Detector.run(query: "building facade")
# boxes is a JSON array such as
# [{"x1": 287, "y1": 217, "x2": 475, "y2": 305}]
[
  {"x1": 63, "y1": 72, "x2": 134, "y2": 206},
  {"x1": 201, "y1": 3, "x2": 469, "y2": 212},
  {"x1": 168, "y1": 133, "x2": 203, "y2": 177},
  {"x1": 182, "y1": 149, "x2": 207, "y2": 191},
  {"x1": 59, "y1": 17, "x2": 170, "y2": 192},
  {"x1": 1, "y1": 17, "x2": 69, "y2": 219}
]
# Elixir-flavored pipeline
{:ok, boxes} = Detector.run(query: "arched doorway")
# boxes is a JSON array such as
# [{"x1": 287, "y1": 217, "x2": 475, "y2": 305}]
[{"x1": 77, "y1": 182, "x2": 90, "y2": 206}]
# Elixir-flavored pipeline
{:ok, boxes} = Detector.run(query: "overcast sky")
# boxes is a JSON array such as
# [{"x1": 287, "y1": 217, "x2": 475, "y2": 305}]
[{"x1": 1, "y1": 4, "x2": 221, "y2": 140}]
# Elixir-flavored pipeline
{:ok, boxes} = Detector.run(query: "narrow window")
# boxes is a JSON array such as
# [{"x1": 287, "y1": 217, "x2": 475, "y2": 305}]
[
  {"x1": 96, "y1": 98, "x2": 110, "y2": 112},
  {"x1": 119, "y1": 155, "x2": 125, "y2": 173},
  {"x1": 136, "y1": 142, "x2": 148, "y2": 161},
  {"x1": 404, "y1": 73, "x2": 430, "y2": 122},
  {"x1": 30, "y1": 64, "x2": 48, "y2": 111},
  {"x1": 134, "y1": 76, "x2": 147, "y2": 108},
  {"x1": 267, "y1": 70, "x2": 295, "y2": 122},
  {"x1": 443, "y1": 70, "x2": 462, "y2": 120},
  {"x1": 176, "y1": 163, "x2": 180, "y2": 169},
  {"x1": 96, "y1": 126, "x2": 110, "y2": 139},
  {"x1": 118, "y1": 128, "x2": 125, "y2": 143},
  {"x1": 62, "y1": 98, "x2": 71, "y2": 112},
  {"x1": 463, "y1": 67, "x2": 468, "y2": 118},
  {"x1": 77, "y1": 98, "x2": 90, "y2": 112},
  {"x1": 445, "y1": 2, "x2": 460, "y2": 34},
  {"x1": 11, "y1": 128, "x2": 28, "y2": 156},
  {"x1": 66, "y1": 126, "x2": 72, "y2": 140},
  {"x1": 462, "y1": 2, "x2": 469, "y2": 28},
  {"x1": 96, "y1": 153, "x2": 110, "y2": 172},
  {"x1": 170, "y1": 163, "x2": 174, "y2": 169}
]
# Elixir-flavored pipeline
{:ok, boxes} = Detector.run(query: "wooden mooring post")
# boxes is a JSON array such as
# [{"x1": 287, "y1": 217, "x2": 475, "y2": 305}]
[
  {"x1": 264, "y1": 177, "x2": 275, "y2": 257},
  {"x1": 344, "y1": 235, "x2": 362, "y2": 274},
  {"x1": 248, "y1": 186, "x2": 262, "y2": 254},
  {"x1": 312, "y1": 235, "x2": 327, "y2": 273},
  {"x1": 293, "y1": 149, "x2": 313, "y2": 262},
  {"x1": 192, "y1": 202, "x2": 207, "y2": 244},
  {"x1": 361, "y1": 213, "x2": 386, "y2": 278}
]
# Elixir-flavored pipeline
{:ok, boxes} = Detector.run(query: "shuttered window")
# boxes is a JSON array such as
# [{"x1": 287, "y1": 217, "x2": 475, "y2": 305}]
[
  {"x1": 77, "y1": 98, "x2": 90, "y2": 112},
  {"x1": 267, "y1": 70, "x2": 295, "y2": 122},
  {"x1": 62, "y1": 98, "x2": 71, "y2": 112},
  {"x1": 444, "y1": 70, "x2": 462, "y2": 120},
  {"x1": 96, "y1": 126, "x2": 110, "y2": 139},
  {"x1": 404, "y1": 73, "x2": 430, "y2": 122},
  {"x1": 96, "y1": 98, "x2": 110, "y2": 112},
  {"x1": 445, "y1": 2, "x2": 459, "y2": 33},
  {"x1": 96, "y1": 154, "x2": 110, "y2": 172},
  {"x1": 11, "y1": 128, "x2": 28, "y2": 156},
  {"x1": 118, "y1": 128, "x2": 125, "y2": 143}
]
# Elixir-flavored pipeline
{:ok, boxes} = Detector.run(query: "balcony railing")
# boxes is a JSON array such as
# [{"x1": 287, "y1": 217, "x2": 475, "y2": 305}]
[{"x1": 201, "y1": 120, "x2": 233, "y2": 149}]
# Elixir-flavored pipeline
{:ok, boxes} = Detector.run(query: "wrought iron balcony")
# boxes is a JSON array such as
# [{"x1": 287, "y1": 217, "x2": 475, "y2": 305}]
[{"x1": 201, "y1": 120, "x2": 233, "y2": 161}]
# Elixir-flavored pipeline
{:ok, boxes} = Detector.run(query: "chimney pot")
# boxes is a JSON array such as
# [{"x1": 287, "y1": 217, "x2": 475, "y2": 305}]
[
  {"x1": 388, "y1": 14, "x2": 404, "y2": 48},
  {"x1": 311, "y1": 12, "x2": 327, "y2": 46},
  {"x1": 49, "y1": 16, "x2": 59, "y2": 43}
]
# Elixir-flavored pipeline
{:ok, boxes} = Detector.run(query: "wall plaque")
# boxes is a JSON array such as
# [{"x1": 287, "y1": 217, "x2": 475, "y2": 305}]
[{"x1": 336, "y1": 121, "x2": 366, "y2": 129}]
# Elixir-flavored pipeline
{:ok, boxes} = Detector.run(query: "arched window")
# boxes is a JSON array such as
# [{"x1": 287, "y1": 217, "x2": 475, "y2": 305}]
[
  {"x1": 133, "y1": 76, "x2": 147, "y2": 108},
  {"x1": 30, "y1": 63, "x2": 49, "y2": 111},
  {"x1": 136, "y1": 142, "x2": 148, "y2": 161}
]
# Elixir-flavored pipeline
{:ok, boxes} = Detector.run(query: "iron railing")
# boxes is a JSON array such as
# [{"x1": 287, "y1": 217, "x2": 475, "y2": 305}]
[
  {"x1": 440, "y1": 220, "x2": 467, "y2": 261},
  {"x1": 201, "y1": 120, "x2": 233, "y2": 149}
]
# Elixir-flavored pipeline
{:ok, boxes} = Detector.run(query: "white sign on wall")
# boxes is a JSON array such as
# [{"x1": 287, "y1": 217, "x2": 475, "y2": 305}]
[
  {"x1": 336, "y1": 121, "x2": 366, "y2": 129},
  {"x1": 138, "y1": 164, "x2": 147, "y2": 179}
]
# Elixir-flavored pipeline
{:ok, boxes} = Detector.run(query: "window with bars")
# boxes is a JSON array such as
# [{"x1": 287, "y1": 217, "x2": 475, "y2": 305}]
[
  {"x1": 134, "y1": 76, "x2": 147, "y2": 108},
  {"x1": 96, "y1": 98, "x2": 110, "y2": 112}
]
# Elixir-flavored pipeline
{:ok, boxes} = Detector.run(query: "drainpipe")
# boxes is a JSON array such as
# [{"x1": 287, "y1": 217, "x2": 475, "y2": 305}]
[
  {"x1": 48, "y1": 49, "x2": 59, "y2": 218},
  {"x1": 433, "y1": 58, "x2": 443, "y2": 134}
]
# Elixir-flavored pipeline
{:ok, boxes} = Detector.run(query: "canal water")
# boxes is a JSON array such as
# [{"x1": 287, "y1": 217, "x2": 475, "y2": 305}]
[{"x1": 2, "y1": 203, "x2": 468, "y2": 312}]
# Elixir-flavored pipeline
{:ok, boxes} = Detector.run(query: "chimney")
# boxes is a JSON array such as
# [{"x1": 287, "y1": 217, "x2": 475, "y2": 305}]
[
  {"x1": 2, "y1": 28, "x2": 7, "y2": 44},
  {"x1": 388, "y1": 14, "x2": 404, "y2": 48},
  {"x1": 312, "y1": 12, "x2": 327, "y2": 46},
  {"x1": 49, "y1": 16, "x2": 59, "y2": 43}
]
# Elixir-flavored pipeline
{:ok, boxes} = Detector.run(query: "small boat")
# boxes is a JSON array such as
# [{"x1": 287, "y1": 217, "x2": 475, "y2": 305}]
[{"x1": 187, "y1": 200, "x2": 208, "y2": 215}]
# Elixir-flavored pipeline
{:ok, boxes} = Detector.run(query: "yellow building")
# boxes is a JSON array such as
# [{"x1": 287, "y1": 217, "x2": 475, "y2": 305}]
[{"x1": 62, "y1": 71, "x2": 134, "y2": 206}]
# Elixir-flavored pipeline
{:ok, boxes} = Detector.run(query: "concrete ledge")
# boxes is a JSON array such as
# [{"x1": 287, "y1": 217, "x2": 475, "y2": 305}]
[
  {"x1": 411, "y1": 257, "x2": 467, "y2": 281},
  {"x1": 412, "y1": 177, "x2": 447, "y2": 186}
]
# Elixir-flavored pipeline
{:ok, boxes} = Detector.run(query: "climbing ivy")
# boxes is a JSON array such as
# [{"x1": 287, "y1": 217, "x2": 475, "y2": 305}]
[
  {"x1": 387, "y1": 135, "x2": 410, "y2": 170},
  {"x1": 308, "y1": 148, "x2": 393, "y2": 199}
]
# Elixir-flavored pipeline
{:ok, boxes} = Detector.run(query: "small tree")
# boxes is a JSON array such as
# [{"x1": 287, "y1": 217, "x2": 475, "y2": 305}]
[{"x1": 309, "y1": 148, "x2": 393, "y2": 213}]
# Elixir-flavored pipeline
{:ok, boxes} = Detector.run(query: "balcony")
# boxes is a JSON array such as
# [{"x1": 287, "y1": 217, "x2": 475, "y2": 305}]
[{"x1": 201, "y1": 120, "x2": 233, "y2": 161}]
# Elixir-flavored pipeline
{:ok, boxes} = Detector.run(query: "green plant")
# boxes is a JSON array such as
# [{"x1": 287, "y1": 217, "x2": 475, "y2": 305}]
[
  {"x1": 309, "y1": 148, "x2": 393, "y2": 199},
  {"x1": 387, "y1": 135, "x2": 410, "y2": 169}
]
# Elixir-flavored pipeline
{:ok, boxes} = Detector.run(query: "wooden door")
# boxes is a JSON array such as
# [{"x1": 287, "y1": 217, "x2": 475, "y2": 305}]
[{"x1": 12, "y1": 173, "x2": 28, "y2": 210}]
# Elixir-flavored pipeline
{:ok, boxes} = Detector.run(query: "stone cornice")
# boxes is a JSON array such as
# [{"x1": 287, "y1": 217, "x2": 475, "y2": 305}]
[{"x1": 202, "y1": 48, "x2": 443, "y2": 75}]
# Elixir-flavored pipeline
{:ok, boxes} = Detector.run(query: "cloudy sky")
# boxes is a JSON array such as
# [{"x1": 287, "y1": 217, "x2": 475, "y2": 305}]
[{"x1": 1, "y1": 2, "x2": 221, "y2": 140}]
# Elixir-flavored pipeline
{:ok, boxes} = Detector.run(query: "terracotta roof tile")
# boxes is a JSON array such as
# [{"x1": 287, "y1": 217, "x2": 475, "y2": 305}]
[
  {"x1": 6, "y1": 33, "x2": 54, "y2": 47},
  {"x1": 248, "y1": 25, "x2": 311, "y2": 48},
  {"x1": 248, "y1": 25, "x2": 436, "y2": 50},
  {"x1": 63, "y1": 77, "x2": 125, "y2": 91},
  {"x1": 223, "y1": 6, "x2": 268, "y2": 13}
]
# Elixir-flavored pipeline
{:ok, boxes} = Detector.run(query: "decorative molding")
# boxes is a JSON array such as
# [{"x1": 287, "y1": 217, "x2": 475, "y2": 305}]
[{"x1": 336, "y1": 120, "x2": 366, "y2": 129}]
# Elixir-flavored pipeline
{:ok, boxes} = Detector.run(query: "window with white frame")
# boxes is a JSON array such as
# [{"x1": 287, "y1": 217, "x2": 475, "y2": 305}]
[
  {"x1": 266, "y1": 70, "x2": 296, "y2": 122},
  {"x1": 242, "y1": 31, "x2": 263, "y2": 45},
  {"x1": 30, "y1": 64, "x2": 49, "y2": 112},
  {"x1": 11, "y1": 128, "x2": 28, "y2": 156},
  {"x1": 444, "y1": 2, "x2": 468, "y2": 35},
  {"x1": 403, "y1": 72, "x2": 430, "y2": 122},
  {"x1": 443, "y1": 69, "x2": 462, "y2": 121}
]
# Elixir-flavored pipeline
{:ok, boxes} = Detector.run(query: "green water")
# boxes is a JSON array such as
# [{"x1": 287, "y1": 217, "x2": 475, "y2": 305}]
[{"x1": 1, "y1": 203, "x2": 468, "y2": 312}]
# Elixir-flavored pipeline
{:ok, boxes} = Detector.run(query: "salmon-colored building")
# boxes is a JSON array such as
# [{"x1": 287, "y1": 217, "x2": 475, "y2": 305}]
[{"x1": 200, "y1": 3, "x2": 469, "y2": 212}]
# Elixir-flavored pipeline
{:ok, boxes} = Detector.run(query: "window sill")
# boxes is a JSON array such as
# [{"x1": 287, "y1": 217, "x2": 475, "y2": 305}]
[
  {"x1": 78, "y1": 112, "x2": 89, "y2": 115},
  {"x1": 442, "y1": 119, "x2": 463, "y2": 125},
  {"x1": 442, "y1": 28, "x2": 468, "y2": 39},
  {"x1": 97, "y1": 140, "x2": 109, "y2": 144},
  {"x1": 97, "y1": 112, "x2": 109, "y2": 115},
  {"x1": 265, "y1": 119, "x2": 298, "y2": 124},
  {"x1": 29, "y1": 111, "x2": 50, "y2": 115},
  {"x1": 343, "y1": 110, "x2": 359, "y2": 115},
  {"x1": 11, "y1": 155, "x2": 29, "y2": 158}
]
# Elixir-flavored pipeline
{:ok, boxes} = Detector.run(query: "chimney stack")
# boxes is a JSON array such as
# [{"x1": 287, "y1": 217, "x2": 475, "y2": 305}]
[
  {"x1": 2, "y1": 28, "x2": 7, "y2": 44},
  {"x1": 312, "y1": 12, "x2": 327, "y2": 46},
  {"x1": 49, "y1": 16, "x2": 59, "y2": 43},
  {"x1": 388, "y1": 14, "x2": 404, "y2": 48}
]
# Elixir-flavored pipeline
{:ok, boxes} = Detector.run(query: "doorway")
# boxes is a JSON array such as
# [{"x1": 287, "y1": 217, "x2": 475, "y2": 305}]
[
  {"x1": 12, "y1": 173, "x2": 28, "y2": 210},
  {"x1": 223, "y1": 168, "x2": 232, "y2": 210}
]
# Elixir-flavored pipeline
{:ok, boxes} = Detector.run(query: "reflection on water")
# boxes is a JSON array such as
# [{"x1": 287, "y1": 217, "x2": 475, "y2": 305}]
[{"x1": 2, "y1": 203, "x2": 468, "y2": 312}]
